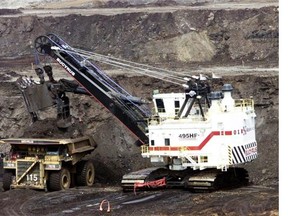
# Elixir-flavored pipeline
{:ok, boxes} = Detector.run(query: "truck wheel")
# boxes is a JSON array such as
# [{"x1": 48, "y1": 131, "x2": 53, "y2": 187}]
[
  {"x1": 3, "y1": 172, "x2": 13, "y2": 191},
  {"x1": 49, "y1": 168, "x2": 71, "y2": 191},
  {"x1": 76, "y1": 160, "x2": 95, "y2": 187}
]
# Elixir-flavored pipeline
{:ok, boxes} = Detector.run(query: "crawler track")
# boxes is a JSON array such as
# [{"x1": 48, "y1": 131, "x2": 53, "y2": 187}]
[{"x1": 122, "y1": 167, "x2": 249, "y2": 192}]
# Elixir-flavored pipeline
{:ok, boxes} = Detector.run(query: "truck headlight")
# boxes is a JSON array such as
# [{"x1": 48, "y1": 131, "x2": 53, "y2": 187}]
[
  {"x1": 3, "y1": 162, "x2": 16, "y2": 168},
  {"x1": 45, "y1": 164, "x2": 61, "y2": 170}
]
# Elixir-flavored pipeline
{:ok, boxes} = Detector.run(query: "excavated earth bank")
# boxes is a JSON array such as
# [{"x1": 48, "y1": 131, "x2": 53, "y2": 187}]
[{"x1": 0, "y1": 3, "x2": 279, "y2": 215}]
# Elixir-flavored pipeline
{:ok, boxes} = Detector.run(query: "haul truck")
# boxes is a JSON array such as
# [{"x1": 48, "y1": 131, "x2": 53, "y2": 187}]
[
  {"x1": 5, "y1": 33, "x2": 257, "y2": 192},
  {"x1": 1, "y1": 136, "x2": 96, "y2": 191}
]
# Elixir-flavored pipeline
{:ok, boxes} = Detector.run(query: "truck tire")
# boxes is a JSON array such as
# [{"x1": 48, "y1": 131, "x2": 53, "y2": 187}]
[
  {"x1": 76, "y1": 160, "x2": 95, "y2": 187},
  {"x1": 49, "y1": 168, "x2": 71, "y2": 191},
  {"x1": 3, "y1": 172, "x2": 13, "y2": 191}
]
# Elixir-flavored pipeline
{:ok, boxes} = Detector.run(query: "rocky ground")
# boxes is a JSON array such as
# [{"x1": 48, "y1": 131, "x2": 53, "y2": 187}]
[{"x1": 0, "y1": 0, "x2": 280, "y2": 215}]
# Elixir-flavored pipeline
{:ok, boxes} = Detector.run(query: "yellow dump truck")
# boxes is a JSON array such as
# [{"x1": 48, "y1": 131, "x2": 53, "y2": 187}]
[{"x1": 0, "y1": 136, "x2": 96, "y2": 191}]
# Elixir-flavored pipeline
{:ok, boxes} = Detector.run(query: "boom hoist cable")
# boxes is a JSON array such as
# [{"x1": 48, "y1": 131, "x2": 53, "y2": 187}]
[
  {"x1": 42, "y1": 34, "x2": 190, "y2": 87},
  {"x1": 38, "y1": 33, "x2": 209, "y2": 93},
  {"x1": 67, "y1": 48, "x2": 186, "y2": 86},
  {"x1": 47, "y1": 37, "x2": 212, "y2": 106}
]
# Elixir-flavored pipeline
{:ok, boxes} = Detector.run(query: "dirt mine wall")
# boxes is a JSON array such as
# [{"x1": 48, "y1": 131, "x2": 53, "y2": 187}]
[{"x1": 0, "y1": 6, "x2": 278, "y2": 66}]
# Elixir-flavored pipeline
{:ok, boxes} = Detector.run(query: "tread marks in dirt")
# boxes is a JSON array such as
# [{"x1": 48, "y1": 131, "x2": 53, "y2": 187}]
[
  {"x1": 0, "y1": 185, "x2": 278, "y2": 216},
  {"x1": 15, "y1": 187, "x2": 164, "y2": 216}
]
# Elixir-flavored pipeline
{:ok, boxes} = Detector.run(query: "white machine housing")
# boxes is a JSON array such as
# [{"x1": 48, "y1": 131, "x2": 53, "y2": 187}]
[{"x1": 142, "y1": 84, "x2": 257, "y2": 171}]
